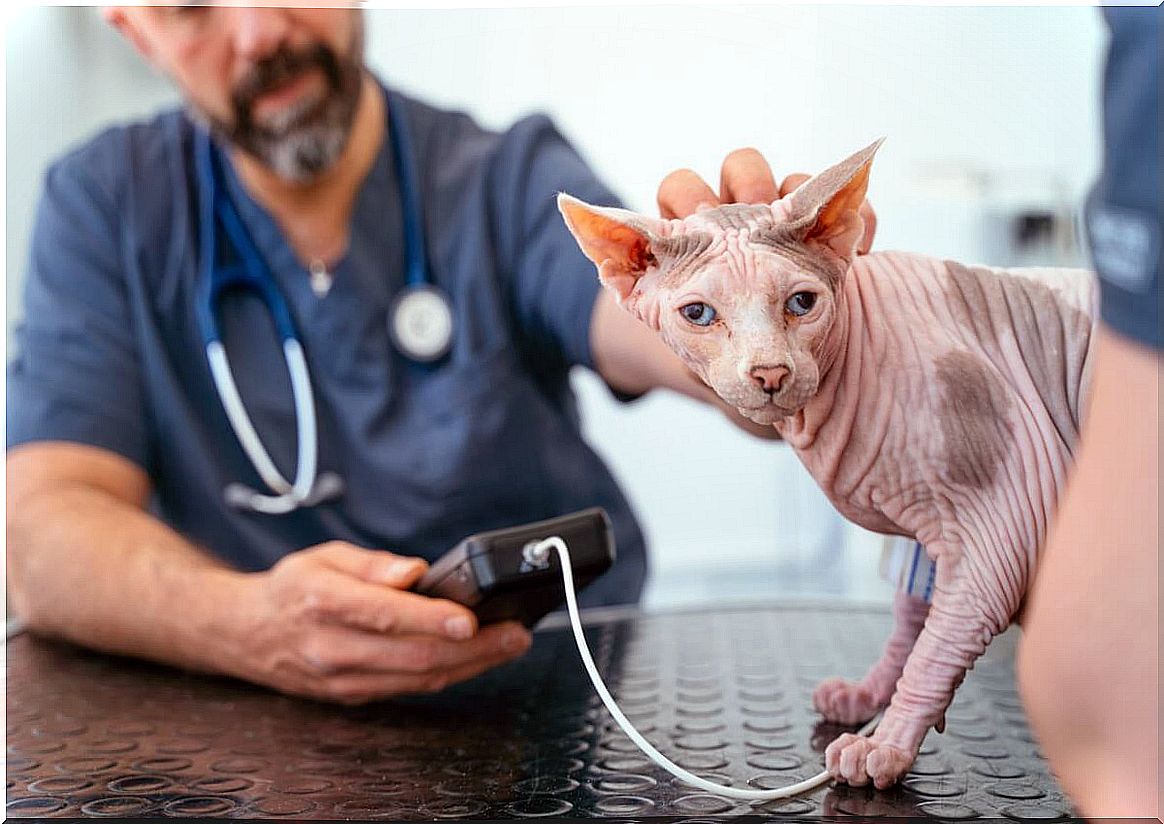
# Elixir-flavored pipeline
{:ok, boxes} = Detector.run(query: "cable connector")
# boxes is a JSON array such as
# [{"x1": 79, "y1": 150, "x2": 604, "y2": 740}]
[{"x1": 521, "y1": 539, "x2": 552, "y2": 570}]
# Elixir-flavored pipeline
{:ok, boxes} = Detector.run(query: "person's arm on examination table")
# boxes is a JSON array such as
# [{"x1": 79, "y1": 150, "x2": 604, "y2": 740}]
[{"x1": 5, "y1": 444, "x2": 531, "y2": 704}]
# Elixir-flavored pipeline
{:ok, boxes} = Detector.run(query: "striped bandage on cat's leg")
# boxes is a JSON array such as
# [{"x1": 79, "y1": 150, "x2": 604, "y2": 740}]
[
  {"x1": 813, "y1": 591, "x2": 930, "y2": 725},
  {"x1": 826, "y1": 561, "x2": 1003, "y2": 788}
]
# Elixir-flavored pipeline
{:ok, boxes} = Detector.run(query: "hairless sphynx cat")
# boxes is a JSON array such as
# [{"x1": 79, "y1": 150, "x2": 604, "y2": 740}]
[{"x1": 558, "y1": 141, "x2": 1096, "y2": 789}]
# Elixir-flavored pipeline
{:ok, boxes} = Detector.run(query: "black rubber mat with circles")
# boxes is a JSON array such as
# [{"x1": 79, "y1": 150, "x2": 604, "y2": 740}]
[{"x1": 6, "y1": 603, "x2": 1077, "y2": 819}]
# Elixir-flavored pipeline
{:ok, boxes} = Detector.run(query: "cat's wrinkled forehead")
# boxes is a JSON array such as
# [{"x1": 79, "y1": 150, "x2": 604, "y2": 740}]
[
  {"x1": 686, "y1": 202, "x2": 777, "y2": 233},
  {"x1": 682, "y1": 201, "x2": 802, "y2": 243},
  {"x1": 658, "y1": 201, "x2": 828, "y2": 287}
]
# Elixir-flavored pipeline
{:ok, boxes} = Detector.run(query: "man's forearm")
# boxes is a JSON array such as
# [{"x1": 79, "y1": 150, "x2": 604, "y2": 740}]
[
  {"x1": 590, "y1": 289, "x2": 713, "y2": 400},
  {"x1": 1017, "y1": 328, "x2": 1160, "y2": 818},
  {"x1": 7, "y1": 483, "x2": 249, "y2": 675}
]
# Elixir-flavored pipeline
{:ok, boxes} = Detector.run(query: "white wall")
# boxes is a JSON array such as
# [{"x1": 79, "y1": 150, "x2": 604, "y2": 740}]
[
  {"x1": 5, "y1": 6, "x2": 1107, "y2": 608},
  {"x1": 6, "y1": 8, "x2": 178, "y2": 332}
]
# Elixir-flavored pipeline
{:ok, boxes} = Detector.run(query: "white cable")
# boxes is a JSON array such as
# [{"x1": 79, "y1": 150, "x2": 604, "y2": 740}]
[{"x1": 531, "y1": 535, "x2": 880, "y2": 802}]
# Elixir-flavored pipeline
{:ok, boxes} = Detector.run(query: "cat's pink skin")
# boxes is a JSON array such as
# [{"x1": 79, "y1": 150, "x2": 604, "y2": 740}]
[
  {"x1": 559, "y1": 142, "x2": 1098, "y2": 789},
  {"x1": 813, "y1": 592, "x2": 930, "y2": 727}
]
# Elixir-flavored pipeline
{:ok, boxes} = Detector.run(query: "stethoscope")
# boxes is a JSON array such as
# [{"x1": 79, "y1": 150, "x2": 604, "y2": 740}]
[{"x1": 195, "y1": 92, "x2": 454, "y2": 514}]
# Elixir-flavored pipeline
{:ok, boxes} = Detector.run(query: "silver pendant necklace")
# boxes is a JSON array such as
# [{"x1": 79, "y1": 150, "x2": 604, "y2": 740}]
[{"x1": 309, "y1": 258, "x2": 333, "y2": 298}]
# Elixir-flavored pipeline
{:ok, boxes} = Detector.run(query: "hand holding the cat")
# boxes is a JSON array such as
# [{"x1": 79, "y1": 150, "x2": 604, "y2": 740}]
[{"x1": 656, "y1": 147, "x2": 877, "y2": 253}]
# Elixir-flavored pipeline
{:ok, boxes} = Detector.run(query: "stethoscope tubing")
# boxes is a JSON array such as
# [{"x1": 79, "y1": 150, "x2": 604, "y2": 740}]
[
  {"x1": 385, "y1": 90, "x2": 427, "y2": 288},
  {"x1": 205, "y1": 338, "x2": 320, "y2": 513},
  {"x1": 196, "y1": 90, "x2": 443, "y2": 513},
  {"x1": 196, "y1": 129, "x2": 331, "y2": 513}
]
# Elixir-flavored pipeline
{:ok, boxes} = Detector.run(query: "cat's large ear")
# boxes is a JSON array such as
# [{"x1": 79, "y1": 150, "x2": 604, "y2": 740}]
[
  {"x1": 558, "y1": 194, "x2": 667, "y2": 303},
  {"x1": 783, "y1": 138, "x2": 883, "y2": 262}
]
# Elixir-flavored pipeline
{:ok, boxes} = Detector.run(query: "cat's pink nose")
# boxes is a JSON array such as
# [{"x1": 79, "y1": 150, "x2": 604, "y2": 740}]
[{"x1": 751, "y1": 364, "x2": 790, "y2": 394}]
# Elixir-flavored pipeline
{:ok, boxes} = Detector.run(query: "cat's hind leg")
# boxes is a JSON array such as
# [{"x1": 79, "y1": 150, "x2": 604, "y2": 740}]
[{"x1": 814, "y1": 591, "x2": 930, "y2": 725}]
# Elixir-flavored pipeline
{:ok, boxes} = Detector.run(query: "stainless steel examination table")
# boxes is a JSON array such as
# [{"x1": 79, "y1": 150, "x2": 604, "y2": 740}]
[{"x1": 6, "y1": 603, "x2": 1078, "y2": 820}]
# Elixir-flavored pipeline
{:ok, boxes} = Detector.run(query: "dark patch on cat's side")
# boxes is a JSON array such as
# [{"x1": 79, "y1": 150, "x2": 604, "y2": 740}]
[
  {"x1": 934, "y1": 350, "x2": 1014, "y2": 489},
  {"x1": 942, "y1": 261, "x2": 1091, "y2": 454}
]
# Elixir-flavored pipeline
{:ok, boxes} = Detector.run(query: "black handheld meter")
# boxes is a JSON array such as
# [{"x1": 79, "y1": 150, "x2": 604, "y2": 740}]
[{"x1": 414, "y1": 507, "x2": 615, "y2": 628}]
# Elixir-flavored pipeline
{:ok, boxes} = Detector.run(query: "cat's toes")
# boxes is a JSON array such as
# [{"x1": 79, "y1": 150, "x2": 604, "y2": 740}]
[
  {"x1": 825, "y1": 733, "x2": 875, "y2": 786},
  {"x1": 865, "y1": 743, "x2": 914, "y2": 789},
  {"x1": 825, "y1": 734, "x2": 913, "y2": 789},
  {"x1": 812, "y1": 677, "x2": 882, "y2": 725}
]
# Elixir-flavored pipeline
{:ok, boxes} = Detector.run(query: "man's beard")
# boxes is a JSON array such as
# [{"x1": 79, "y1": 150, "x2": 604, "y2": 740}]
[{"x1": 201, "y1": 35, "x2": 364, "y2": 183}]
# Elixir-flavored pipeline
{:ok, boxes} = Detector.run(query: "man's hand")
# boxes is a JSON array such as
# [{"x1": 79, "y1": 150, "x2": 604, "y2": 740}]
[
  {"x1": 656, "y1": 147, "x2": 877, "y2": 254},
  {"x1": 227, "y1": 542, "x2": 531, "y2": 705},
  {"x1": 7, "y1": 444, "x2": 529, "y2": 707}
]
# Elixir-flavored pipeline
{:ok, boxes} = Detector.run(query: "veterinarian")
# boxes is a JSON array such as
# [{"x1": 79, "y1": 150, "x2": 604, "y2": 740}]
[{"x1": 5, "y1": 7, "x2": 860, "y2": 704}]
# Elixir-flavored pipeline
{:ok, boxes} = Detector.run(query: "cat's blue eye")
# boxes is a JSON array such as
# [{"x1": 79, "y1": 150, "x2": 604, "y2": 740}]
[
  {"x1": 785, "y1": 292, "x2": 817, "y2": 317},
  {"x1": 680, "y1": 302, "x2": 717, "y2": 327}
]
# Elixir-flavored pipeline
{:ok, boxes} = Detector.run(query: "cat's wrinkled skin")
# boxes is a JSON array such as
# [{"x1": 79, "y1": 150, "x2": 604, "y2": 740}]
[{"x1": 558, "y1": 140, "x2": 1097, "y2": 789}]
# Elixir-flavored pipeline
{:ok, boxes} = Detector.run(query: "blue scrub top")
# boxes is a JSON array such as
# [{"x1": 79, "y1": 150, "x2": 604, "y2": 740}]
[
  {"x1": 7, "y1": 83, "x2": 647, "y2": 608},
  {"x1": 1085, "y1": 8, "x2": 1161, "y2": 351}
]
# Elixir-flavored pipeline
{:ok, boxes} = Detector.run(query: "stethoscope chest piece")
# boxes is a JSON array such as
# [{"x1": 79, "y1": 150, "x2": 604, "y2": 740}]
[{"x1": 389, "y1": 284, "x2": 454, "y2": 363}]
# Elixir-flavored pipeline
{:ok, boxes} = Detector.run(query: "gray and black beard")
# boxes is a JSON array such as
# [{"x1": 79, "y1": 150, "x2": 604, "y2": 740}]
[{"x1": 200, "y1": 33, "x2": 364, "y2": 183}]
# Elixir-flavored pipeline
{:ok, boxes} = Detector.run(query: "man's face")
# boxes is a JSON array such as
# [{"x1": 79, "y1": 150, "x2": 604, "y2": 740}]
[{"x1": 109, "y1": 6, "x2": 365, "y2": 181}]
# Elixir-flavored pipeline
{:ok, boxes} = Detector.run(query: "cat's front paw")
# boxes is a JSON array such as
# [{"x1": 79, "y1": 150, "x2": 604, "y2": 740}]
[
  {"x1": 812, "y1": 677, "x2": 885, "y2": 725},
  {"x1": 824, "y1": 733, "x2": 914, "y2": 789}
]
